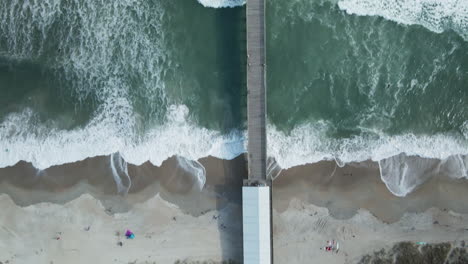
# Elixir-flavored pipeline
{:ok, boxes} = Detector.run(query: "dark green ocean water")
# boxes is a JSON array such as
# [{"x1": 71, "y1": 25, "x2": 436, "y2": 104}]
[
  {"x1": 269, "y1": 1, "x2": 468, "y2": 137},
  {"x1": 0, "y1": 0, "x2": 246, "y2": 132},
  {"x1": 0, "y1": 0, "x2": 467, "y2": 195}
]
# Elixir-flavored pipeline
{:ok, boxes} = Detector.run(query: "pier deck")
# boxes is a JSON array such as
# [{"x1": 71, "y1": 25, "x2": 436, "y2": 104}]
[
  {"x1": 243, "y1": 0, "x2": 272, "y2": 263},
  {"x1": 246, "y1": 0, "x2": 266, "y2": 183}
]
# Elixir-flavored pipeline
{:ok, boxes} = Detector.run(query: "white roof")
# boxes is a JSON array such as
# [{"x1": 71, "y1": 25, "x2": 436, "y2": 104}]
[{"x1": 242, "y1": 186, "x2": 271, "y2": 264}]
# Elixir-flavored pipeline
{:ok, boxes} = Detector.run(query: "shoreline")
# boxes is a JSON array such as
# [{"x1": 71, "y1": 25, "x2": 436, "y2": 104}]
[
  {"x1": 1, "y1": 154, "x2": 468, "y2": 263},
  {"x1": 1, "y1": 154, "x2": 467, "y2": 218},
  {"x1": 0, "y1": 155, "x2": 247, "y2": 263},
  {"x1": 274, "y1": 158, "x2": 468, "y2": 223}
]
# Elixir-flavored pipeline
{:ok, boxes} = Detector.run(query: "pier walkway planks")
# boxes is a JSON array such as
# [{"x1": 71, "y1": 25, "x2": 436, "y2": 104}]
[{"x1": 247, "y1": 0, "x2": 267, "y2": 182}]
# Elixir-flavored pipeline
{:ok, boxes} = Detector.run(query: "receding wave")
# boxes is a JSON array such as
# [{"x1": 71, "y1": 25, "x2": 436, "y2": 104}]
[
  {"x1": 379, "y1": 154, "x2": 468, "y2": 197},
  {"x1": 338, "y1": 0, "x2": 468, "y2": 41}
]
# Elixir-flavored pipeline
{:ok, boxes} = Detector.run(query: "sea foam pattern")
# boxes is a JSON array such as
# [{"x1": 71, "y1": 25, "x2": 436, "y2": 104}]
[
  {"x1": 0, "y1": 0, "x2": 248, "y2": 170},
  {"x1": 268, "y1": 122, "x2": 468, "y2": 196},
  {"x1": 338, "y1": 0, "x2": 468, "y2": 40},
  {"x1": 0, "y1": 105, "x2": 245, "y2": 170},
  {"x1": 268, "y1": 122, "x2": 468, "y2": 170},
  {"x1": 379, "y1": 154, "x2": 468, "y2": 196}
]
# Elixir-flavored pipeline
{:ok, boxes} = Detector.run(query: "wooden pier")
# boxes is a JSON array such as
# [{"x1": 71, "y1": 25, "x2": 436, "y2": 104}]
[
  {"x1": 246, "y1": 0, "x2": 267, "y2": 184},
  {"x1": 243, "y1": 0, "x2": 272, "y2": 263}
]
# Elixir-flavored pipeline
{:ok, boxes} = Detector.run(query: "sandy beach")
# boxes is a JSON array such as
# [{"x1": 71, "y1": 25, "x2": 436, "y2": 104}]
[
  {"x1": 273, "y1": 159, "x2": 468, "y2": 263},
  {"x1": 0, "y1": 156, "x2": 246, "y2": 264},
  {"x1": 0, "y1": 155, "x2": 467, "y2": 263}
]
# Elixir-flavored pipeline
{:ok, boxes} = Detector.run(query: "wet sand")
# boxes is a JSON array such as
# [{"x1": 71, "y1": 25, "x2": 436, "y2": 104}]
[
  {"x1": 274, "y1": 159, "x2": 468, "y2": 222},
  {"x1": 0, "y1": 155, "x2": 246, "y2": 264},
  {"x1": 273, "y1": 160, "x2": 468, "y2": 263},
  {"x1": 0, "y1": 155, "x2": 467, "y2": 263}
]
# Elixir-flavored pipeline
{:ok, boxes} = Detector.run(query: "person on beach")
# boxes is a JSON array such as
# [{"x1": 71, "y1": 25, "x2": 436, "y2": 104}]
[{"x1": 326, "y1": 240, "x2": 332, "y2": 251}]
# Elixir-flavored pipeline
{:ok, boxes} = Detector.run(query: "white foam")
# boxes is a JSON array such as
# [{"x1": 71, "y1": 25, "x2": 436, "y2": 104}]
[
  {"x1": 268, "y1": 121, "x2": 468, "y2": 196},
  {"x1": 2, "y1": 106, "x2": 466, "y2": 197},
  {"x1": 378, "y1": 154, "x2": 438, "y2": 196},
  {"x1": 110, "y1": 153, "x2": 131, "y2": 195},
  {"x1": 268, "y1": 121, "x2": 468, "y2": 170},
  {"x1": 0, "y1": 105, "x2": 246, "y2": 170},
  {"x1": 196, "y1": 0, "x2": 245, "y2": 8},
  {"x1": 120, "y1": 105, "x2": 246, "y2": 166},
  {"x1": 379, "y1": 154, "x2": 468, "y2": 196},
  {"x1": 175, "y1": 156, "x2": 207, "y2": 191},
  {"x1": 0, "y1": 0, "x2": 247, "y2": 179},
  {"x1": 0, "y1": 0, "x2": 247, "y2": 173},
  {"x1": 338, "y1": 0, "x2": 468, "y2": 40}
]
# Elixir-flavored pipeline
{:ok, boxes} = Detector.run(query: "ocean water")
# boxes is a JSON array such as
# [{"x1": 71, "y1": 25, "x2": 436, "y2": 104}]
[
  {"x1": 266, "y1": 0, "x2": 468, "y2": 195},
  {"x1": 0, "y1": 0, "x2": 247, "y2": 169},
  {"x1": 0, "y1": 0, "x2": 467, "y2": 196}
]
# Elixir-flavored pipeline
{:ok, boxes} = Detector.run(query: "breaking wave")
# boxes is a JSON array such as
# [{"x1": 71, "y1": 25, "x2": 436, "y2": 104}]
[
  {"x1": 268, "y1": 122, "x2": 468, "y2": 196},
  {"x1": 0, "y1": 0, "x2": 245, "y2": 171},
  {"x1": 338, "y1": 0, "x2": 468, "y2": 41},
  {"x1": 197, "y1": 0, "x2": 245, "y2": 8},
  {"x1": 268, "y1": 122, "x2": 468, "y2": 169},
  {"x1": 0, "y1": 105, "x2": 245, "y2": 170}
]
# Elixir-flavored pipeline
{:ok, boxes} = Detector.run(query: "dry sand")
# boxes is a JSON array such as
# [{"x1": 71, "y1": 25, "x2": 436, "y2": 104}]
[
  {"x1": 0, "y1": 155, "x2": 467, "y2": 263},
  {"x1": 0, "y1": 193, "x2": 242, "y2": 264},
  {"x1": 273, "y1": 160, "x2": 468, "y2": 263},
  {"x1": 0, "y1": 194, "x2": 242, "y2": 263},
  {"x1": 273, "y1": 199, "x2": 468, "y2": 264},
  {"x1": 0, "y1": 156, "x2": 246, "y2": 264}
]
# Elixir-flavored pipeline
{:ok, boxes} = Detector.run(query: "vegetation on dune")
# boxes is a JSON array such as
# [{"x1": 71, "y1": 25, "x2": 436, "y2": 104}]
[{"x1": 359, "y1": 242, "x2": 467, "y2": 264}]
